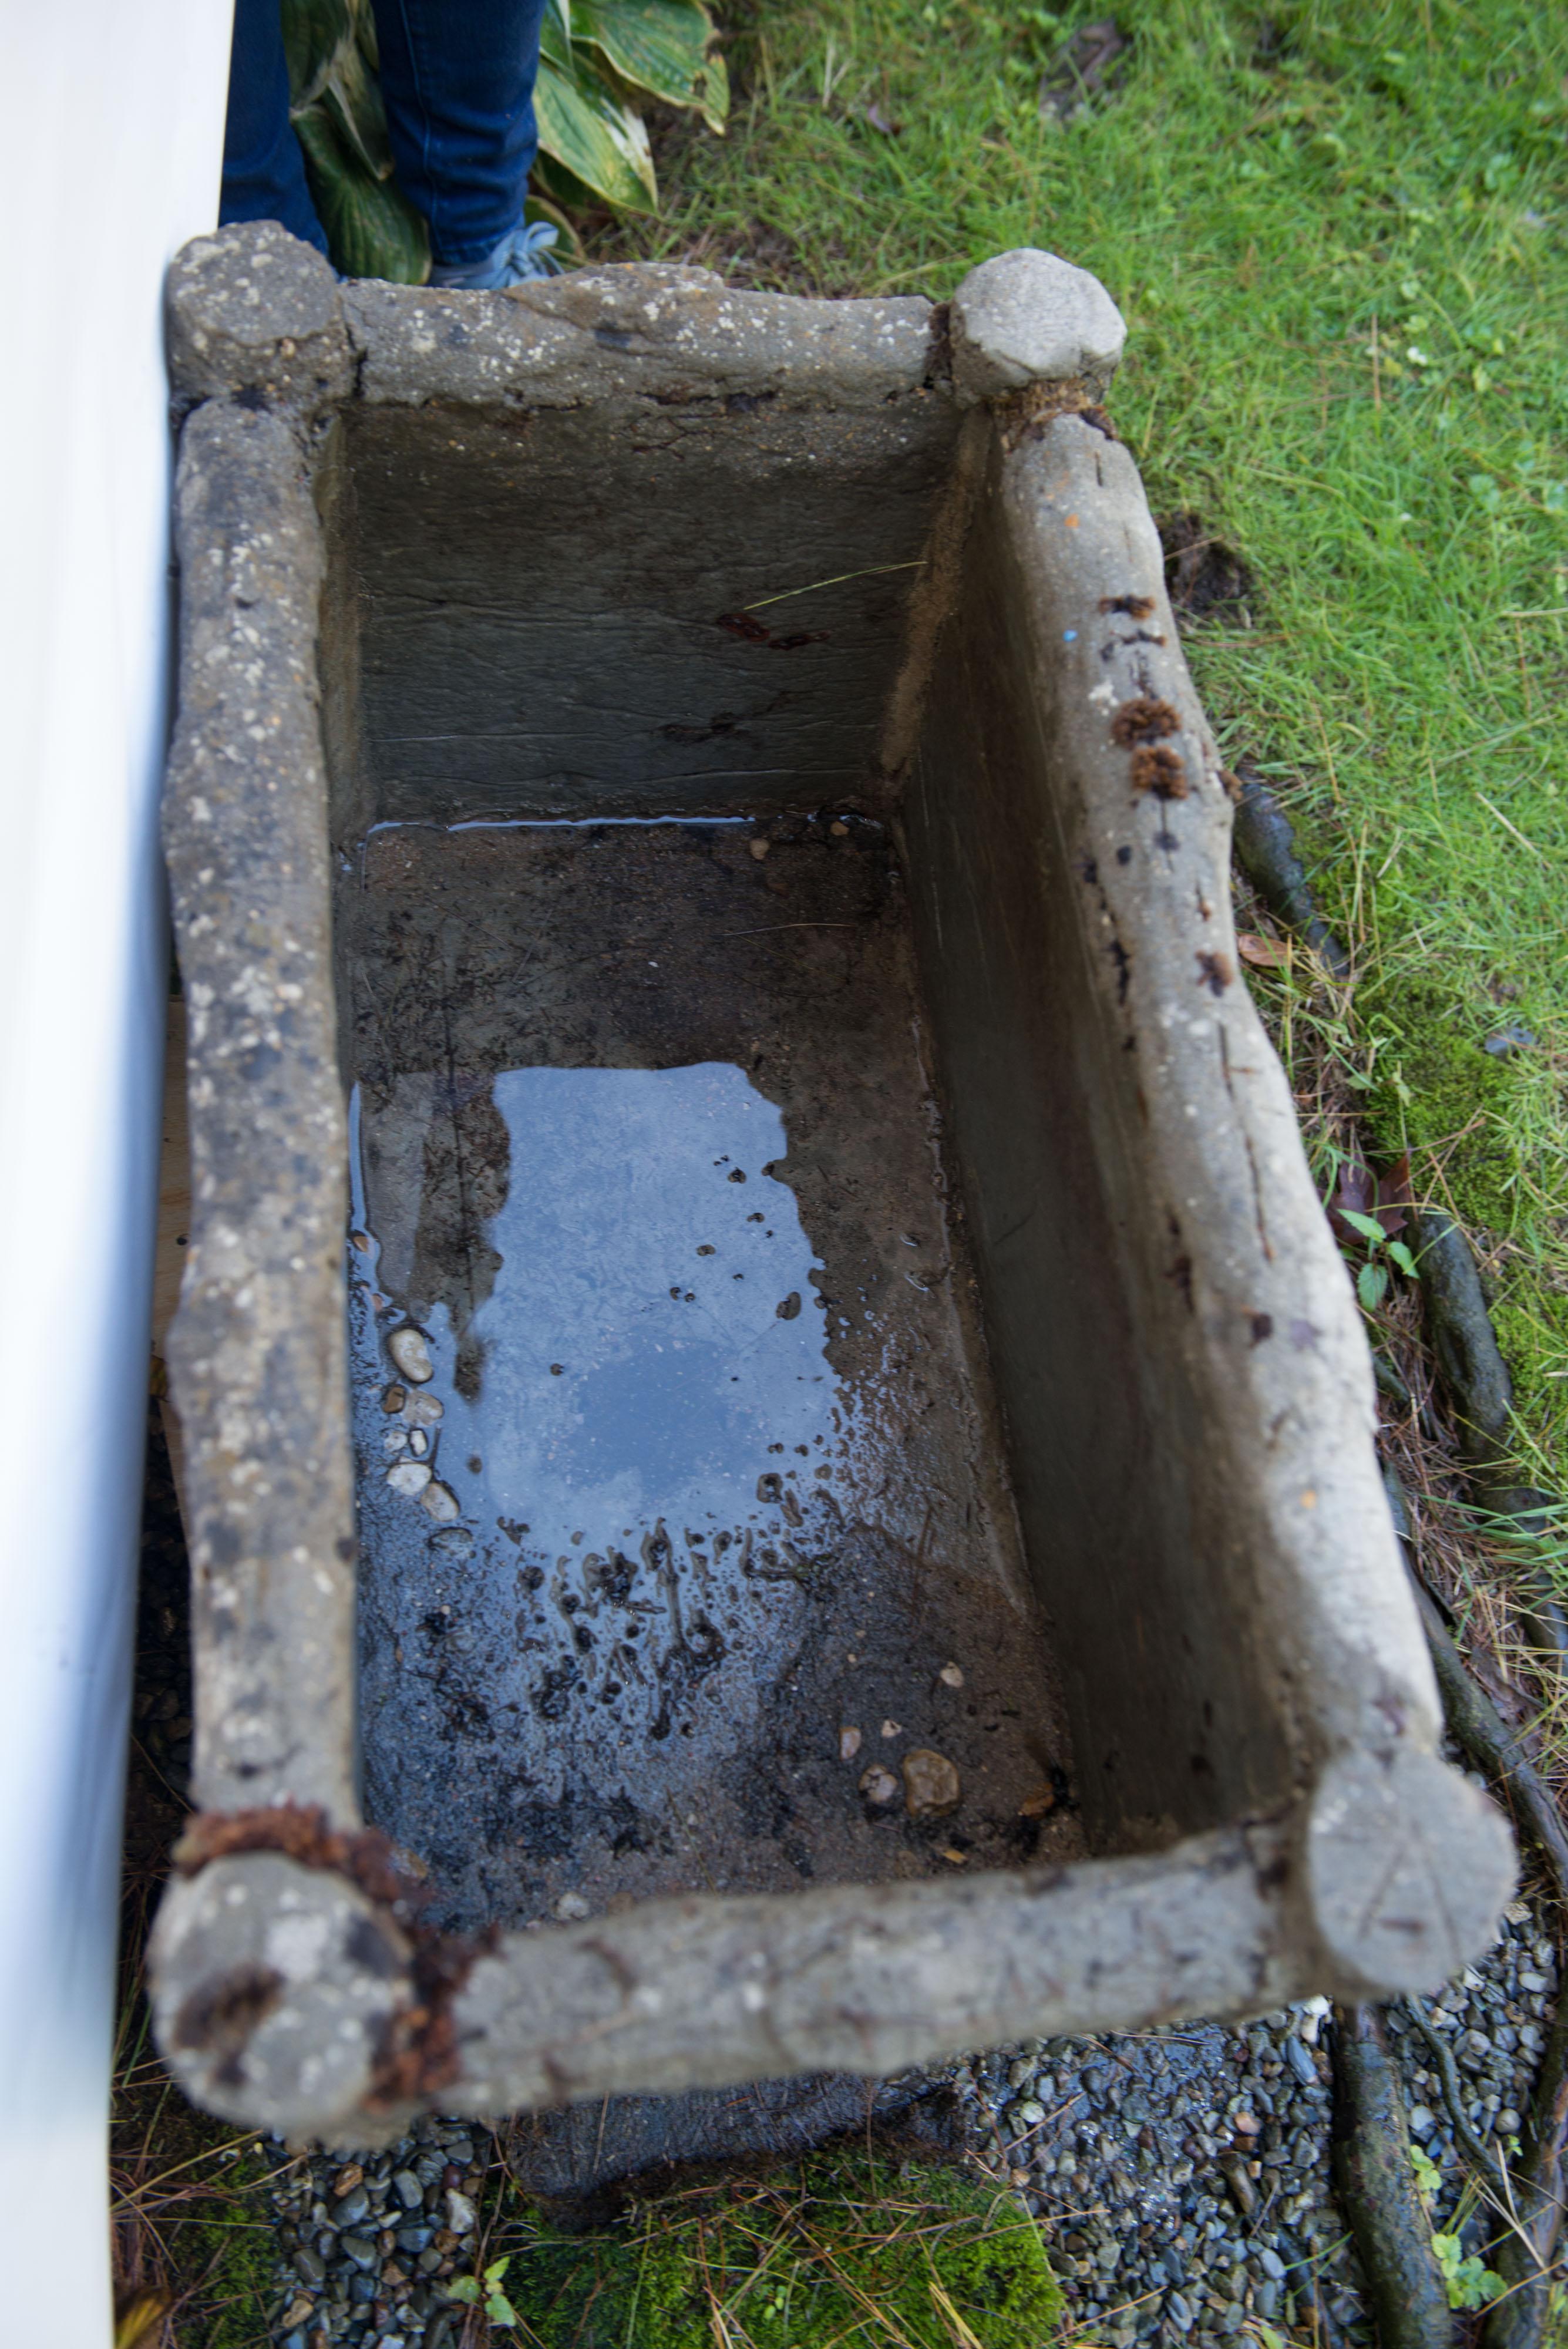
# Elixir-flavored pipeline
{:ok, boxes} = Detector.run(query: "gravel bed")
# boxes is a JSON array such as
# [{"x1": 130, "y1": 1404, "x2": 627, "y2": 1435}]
[
  {"x1": 259, "y1": 1902, "x2": 1554, "y2": 2347},
  {"x1": 270, "y1": 2118, "x2": 487, "y2": 2349},
  {"x1": 955, "y1": 1903, "x2": 1556, "y2": 2347}
]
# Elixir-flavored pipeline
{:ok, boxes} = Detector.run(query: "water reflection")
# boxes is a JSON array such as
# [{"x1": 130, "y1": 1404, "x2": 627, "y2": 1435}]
[{"x1": 376, "y1": 1062, "x2": 836, "y2": 1552}]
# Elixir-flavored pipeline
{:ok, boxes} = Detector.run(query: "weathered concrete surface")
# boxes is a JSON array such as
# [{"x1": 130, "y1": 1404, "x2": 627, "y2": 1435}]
[
  {"x1": 161, "y1": 401, "x2": 358, "y2": 1821},
  {"x1": 149, "y1": 1855, "x2": 410, "y2": 2136},
  {"x1": 149, "y1": 237, "x2": 1515, "y2": 2137},
  {"x1": 342, "y1": 393, "x2": 957, "y2": 822},
  {"x1": 899, "y1": 414, "x2": 1508, "y2": 1889},
  {"x1": 446, "y1": 1823, "x2": 1304, "y2": 2118},
  {"x1": 166, "y1": 221, "x2": 353, "y2": 415},
  {"x1": 345, "y1": 263, "x2": 944, "y2": 412},
  {"x1": 150, "y1": 1785, "x2": 1504, "y2": 2141},
  {"x1": 339, "y1": 820, "x2": 1065, "y2": 1936},
  {"x1": 949, "y1": 248, "x2": 1125, "y2": 404}
]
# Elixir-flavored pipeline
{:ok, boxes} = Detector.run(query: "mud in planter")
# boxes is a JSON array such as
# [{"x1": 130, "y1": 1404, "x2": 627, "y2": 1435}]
[
  {"x1": 150, "y1": 225, "x2": 1513, "y2": 2156},
  {"x1": 345, "y1": 816, "x2": 1068, "y2": 1934}
]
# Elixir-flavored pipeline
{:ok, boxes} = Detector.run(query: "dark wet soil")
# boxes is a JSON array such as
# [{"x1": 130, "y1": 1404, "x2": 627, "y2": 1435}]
[
  {"x1": 1159, "y1": 513, "x2": 1256, "y2": 624},
  {"x1": 337, "y1": 813, "x2": 1079, "y2": 1934}
]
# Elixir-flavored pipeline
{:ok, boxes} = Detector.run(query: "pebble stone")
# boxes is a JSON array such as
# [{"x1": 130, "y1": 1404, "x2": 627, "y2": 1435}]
[
  {"x1": 901, "y1": 1747, "x2": 961, "y2": 1817},
  {"x1": 386, "y1": 1325, "x2": 433, "y2": 1384}
]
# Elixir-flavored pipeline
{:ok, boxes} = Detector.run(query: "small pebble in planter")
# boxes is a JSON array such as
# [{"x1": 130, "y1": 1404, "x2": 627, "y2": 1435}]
[
  {"x1": 386, "y1": 1324, "x2": 433, "y2": 1384},
  {"x1": 902, "y1": 1748, "x2": 961, "y2": 1816}
]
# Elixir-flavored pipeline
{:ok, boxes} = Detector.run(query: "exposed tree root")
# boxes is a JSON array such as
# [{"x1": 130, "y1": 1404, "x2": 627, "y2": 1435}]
[{"x1": 1330, "y1": 2004, "x2": 1453, "y2": 2349}]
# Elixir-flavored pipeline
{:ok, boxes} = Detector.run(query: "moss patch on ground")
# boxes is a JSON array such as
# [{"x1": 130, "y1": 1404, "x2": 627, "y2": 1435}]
[
  {"x1": 164, "y1": 2145, "x2": 280, "y2": 2348},
  {"x1": 594, "y1": 0, "x2": 1568, "y2": 1475},
  {"x1": 489, "y1": 2149, "x2": 1062, "y2": 2348}
]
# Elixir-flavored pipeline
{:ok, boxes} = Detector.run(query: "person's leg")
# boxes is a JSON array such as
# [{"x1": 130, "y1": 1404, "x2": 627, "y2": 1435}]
[
  {"x1": 371, "y1": 0, "x2": 551, "y2": 267},
  {"x1": 218, "y1": 0, "x2": 328, "y2": 254}
]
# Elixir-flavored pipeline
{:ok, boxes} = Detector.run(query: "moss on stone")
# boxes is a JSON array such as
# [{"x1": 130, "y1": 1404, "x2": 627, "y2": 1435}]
[{"x1": 494, "y1": 2148, "x2": 1063, "y2": 2349}]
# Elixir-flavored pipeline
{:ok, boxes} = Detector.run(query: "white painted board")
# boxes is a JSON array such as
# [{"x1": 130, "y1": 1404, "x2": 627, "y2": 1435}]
[{"x1": 0, "y1": 4, "x2": 233, "y2": 2336}]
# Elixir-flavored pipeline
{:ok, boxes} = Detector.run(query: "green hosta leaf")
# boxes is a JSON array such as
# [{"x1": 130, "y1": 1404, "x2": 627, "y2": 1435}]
[
  {"x1": 1339, "y1": 1207, "x2": 1388, "y2": 1248},
  {"x1": 692, "y1": 45, "x2": 728, "y2": 137},
  {"x1": 445, "y1": 2276, "x2": 481, "y2": 2306},
  {"x1": 292, "y1": 106, "x2": 430, "y2": 281},
  {"x1": 318, "y1": 32, "x2": 398, "y2": 181},
  {"x1": 574, "y1": 0, "x2": 729, "y2": 130},
  {"x1": 536, "y1": 49, "x2": 656, "y2": 208},
  {"x1": 540, "y1": 0, "x2": 574, "y2": 70},
  {"x1": 281, "y1": 0, "x2": 355, "y2": 106},
  {"x1": 1387, "y1": 1239, "x2": 1418, "y2": 1279}
]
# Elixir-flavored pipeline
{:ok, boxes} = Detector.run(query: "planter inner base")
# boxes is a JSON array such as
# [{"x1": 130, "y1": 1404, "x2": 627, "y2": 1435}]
[{"x1": 341, "y1": 815, "x2": 1079, "y2": 1934}]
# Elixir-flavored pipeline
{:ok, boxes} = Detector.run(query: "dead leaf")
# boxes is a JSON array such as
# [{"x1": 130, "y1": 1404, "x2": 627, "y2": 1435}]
[
  {"x1": 862, "y1": 101, "x2": 901, "y2": 133},
  {"x1": 1328, "y1": 1149, "x2": 1410, "y2": 1244},
  {"x1": 1237, "y1": 930, "x2": 1287, "y2": 968},
  {"x1": 1376, "y1": 1150, "x2": 1412, "y2": 1236},
  {"x1": 1018, "y1": 1785, "x2": 1056, "y2": 1818}
]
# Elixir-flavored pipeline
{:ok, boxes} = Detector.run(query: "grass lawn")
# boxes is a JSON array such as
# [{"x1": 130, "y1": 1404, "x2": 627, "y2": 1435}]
[{"x1": 598, "y1": 0, "x2": 1568, "y2": 1484}]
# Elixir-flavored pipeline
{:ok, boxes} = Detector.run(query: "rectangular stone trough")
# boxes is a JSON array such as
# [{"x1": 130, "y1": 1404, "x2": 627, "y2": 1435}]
[{"x1": 149, "y1": 223, "x2": 1511, "y2": 2148}]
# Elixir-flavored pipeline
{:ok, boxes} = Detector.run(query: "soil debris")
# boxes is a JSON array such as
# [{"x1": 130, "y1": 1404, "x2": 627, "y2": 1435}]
[{"x1": 1160, "y1": 512, "x2": 1255, "y2": 622}]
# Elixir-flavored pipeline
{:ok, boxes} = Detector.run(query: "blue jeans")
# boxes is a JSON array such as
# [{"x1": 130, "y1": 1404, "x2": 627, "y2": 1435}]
[{"x1": 220, "y1": 0, "x2": 549, "y2": 266}]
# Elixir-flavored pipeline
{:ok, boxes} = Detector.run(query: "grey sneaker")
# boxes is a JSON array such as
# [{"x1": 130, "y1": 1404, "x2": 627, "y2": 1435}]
[{"x1": 428, "y1": 218, "x2": 563, "y2": 290}]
